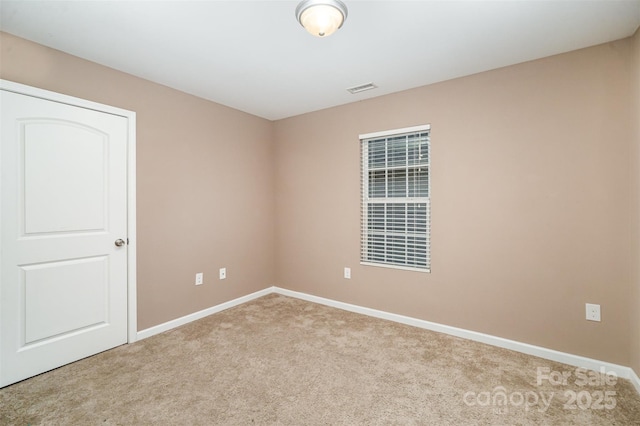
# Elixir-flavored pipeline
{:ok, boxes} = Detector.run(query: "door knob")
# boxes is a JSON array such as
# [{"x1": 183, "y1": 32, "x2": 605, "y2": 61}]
[{"x1": 115, "y1": 239, "x2": 126, "y2": 247}]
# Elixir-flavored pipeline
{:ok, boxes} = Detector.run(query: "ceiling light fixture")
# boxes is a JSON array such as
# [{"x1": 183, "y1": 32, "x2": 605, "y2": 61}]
[{"x1": 295, "y1": 0, "x2": 348, "y2": 38}]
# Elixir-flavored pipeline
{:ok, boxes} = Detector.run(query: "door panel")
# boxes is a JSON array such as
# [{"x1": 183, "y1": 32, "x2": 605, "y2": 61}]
[
  {"x1": 23, "y1": 121, "x2": 107, "y2": 234},
  {"x1": 23, "y1": 256, "x2": 109, "y2": 344},
  {"x1": 1, "y1": 89, "x2": 129, "y2": 387}
]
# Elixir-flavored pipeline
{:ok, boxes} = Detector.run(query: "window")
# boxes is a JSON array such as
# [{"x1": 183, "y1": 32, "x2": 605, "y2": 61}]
[{"x1": 360, "y1": 125, "x2": 430, "y2": 272}]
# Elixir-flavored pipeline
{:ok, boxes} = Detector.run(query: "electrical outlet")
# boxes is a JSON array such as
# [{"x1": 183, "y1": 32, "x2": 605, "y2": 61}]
[
  {"x1": 586, "y1": 303, "x2": 601, "y2": 322},
  {"x1": 195, "y1": 272, "x2": 203, "y2": 286},
  {"x1": 219, "y1": 268, "x2": 226, "y2": 280},
  {"x1": 344, "y1": 267, "x2": 351, "y2": 279}
]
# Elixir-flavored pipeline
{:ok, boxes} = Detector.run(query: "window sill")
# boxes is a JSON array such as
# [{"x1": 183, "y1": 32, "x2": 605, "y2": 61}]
[{"x1": 360, "y1": 262, "x2": 431, "y2": 274}]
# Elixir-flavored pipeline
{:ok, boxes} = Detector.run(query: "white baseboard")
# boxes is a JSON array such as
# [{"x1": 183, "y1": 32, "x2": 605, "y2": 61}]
[
  {"x1": 134, "y1": 285, "x2": 640, "y2": 396},
  {"x1": 136, "y1": 287, "x2": 273, "y2": 341},
  {"x1": 272, "y1": 287, "x2": 640, "y2": 395}
]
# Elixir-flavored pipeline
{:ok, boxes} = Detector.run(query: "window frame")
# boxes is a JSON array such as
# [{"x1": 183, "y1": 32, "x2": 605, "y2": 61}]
[{"x1": 360, "y1": 124, "x2": 431, "y2": 273}]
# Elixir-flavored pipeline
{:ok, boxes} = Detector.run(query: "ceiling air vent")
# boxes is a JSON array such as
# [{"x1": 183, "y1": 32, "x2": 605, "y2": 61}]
[{"x1": 347, "y1": 82, "x2": 377, "y2": 94}]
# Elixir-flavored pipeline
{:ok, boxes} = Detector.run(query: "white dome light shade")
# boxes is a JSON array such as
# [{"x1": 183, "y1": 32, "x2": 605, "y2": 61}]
[{"x1": 296, "y1": 0, "x2": 348, "y2": 38}]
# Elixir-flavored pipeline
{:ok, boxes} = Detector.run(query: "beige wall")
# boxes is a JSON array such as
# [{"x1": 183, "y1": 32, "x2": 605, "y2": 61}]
[
  {"x1": 631, "y1": 28, "x2": 640, "y2": 374},
  {"x1": 0, "y1": 32, "x2": 276, "y2": 330},
  {"x1": 274, "y1": 38, "x2": 636, "y2": 366}
]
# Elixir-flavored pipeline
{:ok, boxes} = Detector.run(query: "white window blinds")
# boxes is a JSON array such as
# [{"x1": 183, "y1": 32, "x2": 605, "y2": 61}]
[{"x1": 360, "y1": 125, "x2": 431, "y2": 272}]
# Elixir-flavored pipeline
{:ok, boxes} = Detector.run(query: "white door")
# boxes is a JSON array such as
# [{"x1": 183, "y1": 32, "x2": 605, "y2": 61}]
[{"x1": 1, "y1": 87, "x2": 130, "y2": 387}]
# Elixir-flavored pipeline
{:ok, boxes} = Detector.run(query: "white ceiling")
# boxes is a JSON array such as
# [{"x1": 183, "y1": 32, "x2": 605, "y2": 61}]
[{"x1": 1, "y1": 1, "x2": 639, "y2": 120}]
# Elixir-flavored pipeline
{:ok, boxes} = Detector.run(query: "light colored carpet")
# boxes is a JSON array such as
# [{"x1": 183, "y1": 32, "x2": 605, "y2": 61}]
[{"x1": 1, "y1": 293, "x2": 639, "y2": 425}]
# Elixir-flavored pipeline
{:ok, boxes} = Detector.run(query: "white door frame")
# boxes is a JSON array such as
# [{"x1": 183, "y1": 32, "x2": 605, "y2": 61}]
[{"x1": 0, "y1": 80, "x2": 138, "y2": 354}]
